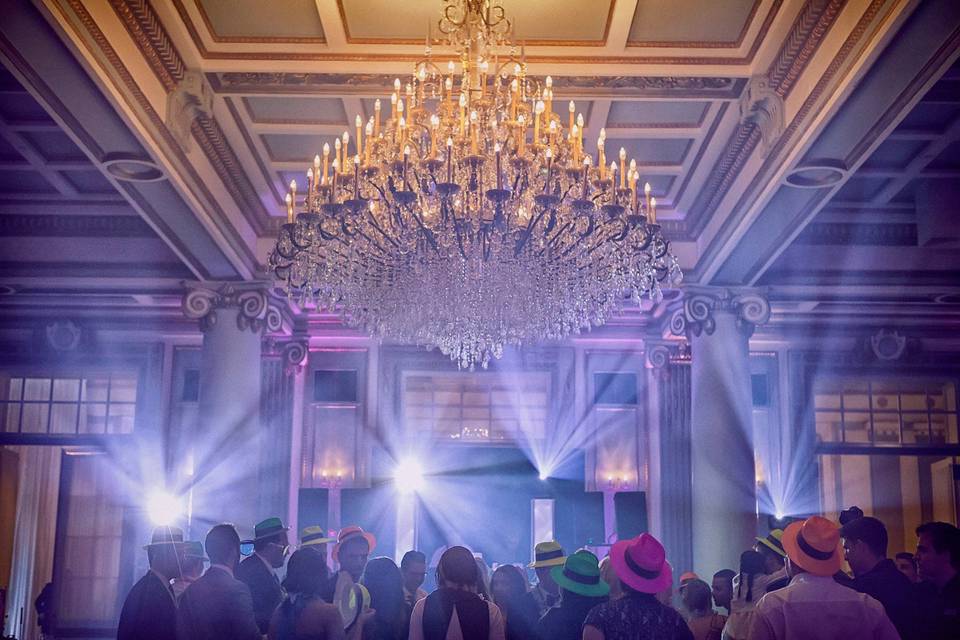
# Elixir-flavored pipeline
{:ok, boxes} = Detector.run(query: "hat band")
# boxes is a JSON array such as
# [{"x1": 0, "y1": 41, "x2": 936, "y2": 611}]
[
  {"x1": 536, "y1": 549, "x2": 564, "y2": 563},
  {"x1": 796, "y1": 531, "x2": 835, "y2": 561},
  {"x1": 624, "y1": 549, "x2": 662, "y2": 580},
  {"x1": 257, "y1": 526, "x2": 285, "y2": 538},
  {"x1": 563, "y1": 568, "x2": 600, "y2": 586},
  {"x1": 766, "y1": 535, "x2": 785, "y2": 552},
  {"x1": 303, "y1": 531, "x2": 329, "y2": 544}
]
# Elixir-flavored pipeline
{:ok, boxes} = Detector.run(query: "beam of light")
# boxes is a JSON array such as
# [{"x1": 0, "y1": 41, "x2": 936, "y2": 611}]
[
  {"x1": 395, "y1": 457, "x2": 425, "y2": 494},
  {"x1": 146, "y1": 490, "x2": 182, "y2": 526}
]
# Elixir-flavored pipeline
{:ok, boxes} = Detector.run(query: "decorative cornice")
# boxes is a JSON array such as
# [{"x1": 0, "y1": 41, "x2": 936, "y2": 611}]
[
  {"x1": 669, "y1": 287, "x2": 771, "y2": 338},
  {"x1": 107, "y1": 0, "x2": 185, "y2": 92},
  {"x1": 796, "y1": 222, "x2": 918, "y2": 246},
  {"x1": 767, "y1": 0, "x2": 846, "y2": 98},
  {"x1": 182, "y1": 282, "x2": 284, "y2": 334}
]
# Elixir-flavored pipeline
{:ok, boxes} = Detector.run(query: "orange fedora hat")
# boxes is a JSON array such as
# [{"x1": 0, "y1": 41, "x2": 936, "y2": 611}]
[{"x1": 781, "y1": 516, "x2": 843, "y2": 577}]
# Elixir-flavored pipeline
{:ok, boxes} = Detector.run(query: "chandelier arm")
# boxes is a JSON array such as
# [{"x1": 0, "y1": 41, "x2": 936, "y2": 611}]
[
  {"x1": 513, "y1": 206, "x2": 550, "y2": 256},
  {"x1": 364, "y1": 212, "x2": 402, "y2": 249}
]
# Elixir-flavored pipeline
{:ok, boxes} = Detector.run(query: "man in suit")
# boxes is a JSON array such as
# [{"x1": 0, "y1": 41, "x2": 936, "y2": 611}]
[
  {"x1": 178, "y1": 523, "x2": 261, "y2": 640},
  {"x1": 236, "y1": 517, "x2": 289, "y2": 634},
  {"x1": 117, "y1": 525, "x2": 184, "y2": 640}
]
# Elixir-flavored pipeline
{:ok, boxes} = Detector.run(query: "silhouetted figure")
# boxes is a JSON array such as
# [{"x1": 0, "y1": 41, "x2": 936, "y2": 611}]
[
  {"x1": 270, "y1": 547, "x2": 345, "y2": 640},
  {"x1": 536, "y1": 551, "x2": 609, "y2": 640},
  {"x1": 582, "y1": 533, "x2": 693, "y2": 640},
  {"x1": 237, "y1": 517, "x2": 291, "y2": 634},
  {"x1": 172, "y1": 541, "x2": 207, "y2": 600},
  {"x1": 178, "y1": 523, "x2": 261, "y2": 640},
  {"x1": 893, "y1": 552, "x2": 918, "y2": 583},
  {"x1": 753, "y1": 531, "x2": 788, "y2": 594},
  {"x1": 408, "y1": 546, "x2": 505, "y2": 640},
  {"x1": 528, "y1": 542, "x2": 565, "y2": 616},
  {"x1": 490, "y1": 564, "x2": 538, "y2": 640},
  {"x1": 840, "y1": 516, "x2": 919, "y2": 639},
  {"x1": 748, "y1": 516, "x2": 898, "y2": 640},
  {"x1": 401, "y1": 551, "x2": 429, "y2": 609},
  {"x1": 117, "y1": 525, "x2": 184, "y2": 640},
  {"x1": 914, "y1": 521, "x2": 960, "y2": 639},
  {"x1": 683, "y1": 579, "x2": 725, "y2": 640},
  {"x1": 362, "y1": 557, "x2": 408, "y2": 640},
  {"x1": 711, "y1": 570, "x2": 735, "y2": 614},
  {"x1": 724, "y1": 551, "x2": 768, "y2": 639}
]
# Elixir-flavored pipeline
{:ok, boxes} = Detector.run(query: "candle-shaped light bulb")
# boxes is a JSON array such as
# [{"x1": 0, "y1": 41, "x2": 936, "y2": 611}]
[
  {"x1": 374, "y1": 99, "x2": 382, "y2": 136},
  {"x1": 448, "y1": 60, "x2": 455, "y2": 74},
  {"x1": 600, "y1": 127, "x2": 606, "y2": 141},
  {"x1": 546, "y1": 147, "x2": 553, "y2": 159},
  {"x1": 290, "y1": 179, "x2": 297, "y2": 202},
  {"x1": 394, "y1": 78, "x2": 401, "y2": 92},
  {"x1": 650, "y1": 197, "x2": 657, "y2": 223},
  {"x1": 546, "y1": 75, "x2": 553, "y2": 89},
  {"x1": 335, "y1": 137, "x2": 342, "y2": 173},
  {"x1": 306, "y1": 167, "x2": 313, "y2": 191},
  {"x1": 418, "y1": 67, "x2": 426, "y2": 81},
  {"x1": 517, "y1": 114, "x2": 526, "y2": 154},
  {"x1": 404, "y1": 144, "x2": 411, "y2": 156},
  {"x1": 470, "y1": 109, "x2": 479, "y2": 153},
  {"x1": 355, "y1": 115, "x2": 362, "y2": 156},
  {"x1": 494, "y1": 142, "x2": 501, "y2": 153},
  {"x1": 322, "y1": 143, "x2": 330, "y2": 183},
  {"x1": 313, "y1": 154, "x2": 321, "y2": 172},
  {"x1": 445, "y1": 77, "x2": 453, "y2": 93},
  {"x1": 445, "y1": 136, "x2": 454, "y2": 182},
  {"x1": 577, "y1": 113, "x2": 584, "y2": 128},
  {"x1": 644, "y1": 182, "x2": 652, "y2": 212},
  {"x1": 619, "y1": 147, "x2": 626, "y2": 188},
  {"x1": 285, "y1": 192, "x2": 293, "y2": 222}
]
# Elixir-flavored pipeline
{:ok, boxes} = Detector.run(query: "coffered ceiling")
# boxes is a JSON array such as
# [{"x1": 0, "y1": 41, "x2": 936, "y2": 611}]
[{"x1": 0, "y1": 0, "x2": 958, "y2": 334}]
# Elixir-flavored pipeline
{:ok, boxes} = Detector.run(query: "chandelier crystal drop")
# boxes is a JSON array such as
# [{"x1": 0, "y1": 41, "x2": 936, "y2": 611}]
[{"x1": 269, "y1": 0, "x2": 682, "y2": 369}]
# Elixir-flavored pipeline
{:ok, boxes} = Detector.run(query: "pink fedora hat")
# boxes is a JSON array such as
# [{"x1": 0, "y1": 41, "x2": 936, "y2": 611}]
[{"x1": 609, "y1": 533, "x2": 673, "y2": 594}]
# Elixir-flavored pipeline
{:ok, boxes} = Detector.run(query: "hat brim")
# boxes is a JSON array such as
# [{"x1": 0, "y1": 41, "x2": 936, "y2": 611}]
[
  {"x1": 528, "y1": 556, "x2": 566, "y2": 569},
  {"x1": 332, "y1": 531, "x2": 376, "y2": 561},
  {"x1": 246, "y1": 526, "x2": 290, "y2": 544},
  {"x1": 755, "y1": 536, "x2": 787, "y2": 558},
  {"x1": 142, "y1": 541, "x2": 187, "y2": 550},
  {"x1": 302, "y1": 537, "x2": 335, "y2": 547},
  {"x1": 781, "y1": 522, "x2": 843, "y2": 577},
  {"x1": 550, "y1": 564, "x2": 610, "y2": 597},
  {"x1": 609, "y1": 539, "x2": 672, "y2": 594}
]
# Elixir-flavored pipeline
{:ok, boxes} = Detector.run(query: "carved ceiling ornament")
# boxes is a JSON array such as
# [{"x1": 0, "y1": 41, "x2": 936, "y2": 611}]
[
  {"x1": 166, "y1": 69, "x2": 213, "y2": 151},
  {"x1": 182, "y1": 282, "x2": 284, "y2": 334},
  {"x1": 669, "y1": 287, "x2": 770, "y2": 339},
  {"x1": 739, "y1": 74, "x2": 785, "y2": 157}
]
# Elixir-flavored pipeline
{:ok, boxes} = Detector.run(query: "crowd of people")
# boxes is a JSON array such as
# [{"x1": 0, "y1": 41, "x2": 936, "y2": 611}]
[{"x1": 117, "y1": 509, "x2": 960, "y2": 640}]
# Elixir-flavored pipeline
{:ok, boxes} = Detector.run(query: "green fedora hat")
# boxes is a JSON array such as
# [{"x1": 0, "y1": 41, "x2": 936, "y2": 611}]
[
  {"x1": 242, "y1": 517, "x2": 290, "y2": 544},
  {"x1": 551, "y1": 550, "x2": 610, "y2": 598},
  {"x1": 183, "y1": 541, "x2": 208, "y2": 562}
]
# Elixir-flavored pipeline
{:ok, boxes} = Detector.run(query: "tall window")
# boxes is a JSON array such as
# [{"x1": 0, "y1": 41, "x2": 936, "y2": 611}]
[
  {"x1": 402, "y1": 371, "x2": 550, "y2": 442},
  {"x1": 0, "y1": 374, "x2": 138, "y2": 436},
  {"x1": 814, "y1": 377, "x2": 959, "y2": 552}
]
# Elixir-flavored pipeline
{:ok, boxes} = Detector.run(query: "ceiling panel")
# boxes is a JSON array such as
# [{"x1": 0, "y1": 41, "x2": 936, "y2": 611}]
[
  {"x1": 0, "y1": 170, "x2": 56, "y2": 193},
  {"x1": 833, "y1": 176, "x2": 890, "y2": 203},
  {"x1": 628, "y1": 0, "x2": 757, "y2": 45},
  {"x1": 245, "y1": 96, "x2": 348, "y2": 125},
  {"x1": 929, "y1": 140, "x2": 960, "y2": 169},
  {"x1": 604, "y1": 138, "x2": 692, "y2": 165},
  {"x1": 0, "y1": 92, "x2": 56, "y2": 123},
  {"x1": 262, "y1": 133, "x2": 344, "y2": 163},
  {"x1": 62, "y1": 170, "x2": 117, "y2": 195},
  {"x1": 21, "y1": 130, "x2": 87, "y2": 162},
  {"x1": 196, "y1": 0, "x2": 325, "y2": 40},
  {"x1": 860, "y1": 139, "x2": 927, "y2": 170},
  {"x1": 339, "y1": 0, "x2": 613, "y2": 43},
  {"x1": 606, "y1": 101, "x2": 709, "y2": 128},
  {"x1": 896, "y1": 102, "x2": 960, "y2": 132}
]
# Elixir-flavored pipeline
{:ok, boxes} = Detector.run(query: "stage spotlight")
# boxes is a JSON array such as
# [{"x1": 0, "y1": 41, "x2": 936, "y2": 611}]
[
  {"x1": 394, "y1": 458, "x2": 425, "y2": 494},
  {"x1": 146, "y1": 490, "x2": 182, "y2": 526},
  {"x1": 538, "y1": 471, "x2": 549, "y2": 481},
  {"x1": 775, "y1": 510, "x2": 785, "y2": 521}
]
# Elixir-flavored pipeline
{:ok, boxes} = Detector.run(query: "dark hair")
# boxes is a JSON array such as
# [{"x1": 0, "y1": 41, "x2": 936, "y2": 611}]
[
  {"x1": 840, "y1": 516, "x2": 888, "y2": 557},
  {"x1": 916, "y1": 522, "x2": 960, "y2": 568},
  {"x1": 682, "y1": 579, "x2": 712, "y2": 613},
  {"x1": 490, "y1": 565, "x2": 527, "y2": 606},
  {"x1": 894, "y1": 552, "x2": 914, "y2": 562},
  {"x1": 401, "y1": 550, "x2": 427, "y2": 570},
  {"x1": 205, "y1": 524, "x2": 240, "y2": 566},
  {"x1": 839, "y1": 506, "x2": 864, "y2": 526},
  {"x1": 362, "y1": 557, "x2": 406, "y2": 638},
  {"x1": 737, "y1": 550, "x2": 765, "y2": 602},
  {"x1": 283, "y1": 547, "x2": 328, "y2": 595},
  {"x1": 560, "y1": 588, "x2": 608, "y2": 611},
  {"x1": 713, "y1": 569, "x2": 735, "y2": 582},
  {"x1": 436, "y1": 546, "x2": 478, "y2": 588}
]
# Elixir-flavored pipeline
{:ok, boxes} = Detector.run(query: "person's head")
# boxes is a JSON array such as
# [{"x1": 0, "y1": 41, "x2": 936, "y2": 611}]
[
  {"x1": 437, "y1": 546, "x2": 479, "y2": 591},
  {"x1": 681, "y1": 579, "x2": 713, "y2": 617},
  {"x1": 181, "y1": 555, "x2": 204, "y2": 580},
  {"x1": 400, "y1": 550, "x2": 427, "y2": 594},
  {"x1": 206, "y1": 523, "x2": 242, "y2": 572},
  {"x1": 535, "y1": 566, "x2": 558, "y2": 594},
  {"x1": 839, "y1": 506, "x2": 864, "y2": 526},
  {"x1": 254, "y1": 531, "x2": 289, "y2": 569},
  {"x1": 754, "y1": 529, "x2": 787, "y2": 574},
  {"x1": 840, "y1": 516, "x2": 888, "y2": 576},
  {"x1": 529, "y1": 541, "x2": 565, "y2": 594},
  {"x1": 145, "y1": 526, "x2": 185, "y2": 580},
  {"x1": 736, "y1": 550, "x2": 765, "y2": 602},
  {"x1": 362, "y1": 557, "x2": 405, "y2": 626},
  {"x1": 915, "y1": 521, "x2": 960, "y2": 588},
  {"x1": 894, "y1": 552, "x2": 918, "y2": 582},
  {"x1": 491, "y1": 564, "x2": 527, "y2": 606},
  {"x1": 333, "y1": 527, "x2": 375, "y2": 582},
  {"x1": 711, "y1": 569, "x2": 734, "y2": 611},
  {"x1": 283, "y1": 547, "x2": 329, "y2": 595},
  {"x1": 598, "y1": 556, "x2": 622, "y2": 600},
  {"x1": 782, "y1": 516, "x2": 843, "y2": 578}
]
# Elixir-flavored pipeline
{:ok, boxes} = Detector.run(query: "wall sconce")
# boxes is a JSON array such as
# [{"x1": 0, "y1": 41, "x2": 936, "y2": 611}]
[
  {"x1": 603, "y1": 473, "x2": 632, "y2": 492},
  {"x1": 319, "y1": 468, "x2": 345, "y2": 489}
]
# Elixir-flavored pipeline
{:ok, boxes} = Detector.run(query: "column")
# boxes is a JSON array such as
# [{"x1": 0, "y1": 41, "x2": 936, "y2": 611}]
[
  {"x1": 670, "y1": 287, "x2": 770, "y2": 576},
  {"x1": 182, "y1": 282, "x2": 282, "y2": 537}
]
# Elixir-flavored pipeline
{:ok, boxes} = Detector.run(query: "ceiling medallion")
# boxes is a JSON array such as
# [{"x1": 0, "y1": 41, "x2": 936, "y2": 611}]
[{"x1": 269, "y1": 0, "x2": 682, "y2": 369}]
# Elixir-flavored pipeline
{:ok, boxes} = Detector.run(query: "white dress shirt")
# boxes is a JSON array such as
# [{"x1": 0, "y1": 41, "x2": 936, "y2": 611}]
[{"x1": 747, "y1": 573, "x2": 899, "y2": 640}]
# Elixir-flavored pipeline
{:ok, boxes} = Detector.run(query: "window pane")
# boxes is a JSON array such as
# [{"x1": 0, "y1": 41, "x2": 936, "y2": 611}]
[
  {"x1": 901, "y1": 391, "x2": 928, "y2": 411},
  {"x1": 947, "y1": 415, "x2": 958, "y2": 444},
  {"x1": 2, "y1": 403, "x2": 21, "y2": 432},
  {"x1": 110, "y1": 376, "x2": 138, "y2": 403},
  {"x1": 82, "y1": 378, "x2": 109, "y2": 402},
  {"x1": 902, "y1": 413, "x2": 930, "y2": 444},
  {"x1": 871, "y1": 390, "x2": 898, "y2": 412},
  {"x1": 7, "y1": 378, "x2": 23, "y2": 401},
  {"x1": 815, "y1": 393, "x2": 841, "y2": 410},
  {"x1": 843, "y1": 412, "x2": 871, "y2": 443},
  {"x1": 24, "y1": 378, "x2": 51, "y2": 402},
  {"x1": 873, "y1": 416, "x2": 900, "y2": 444},
  {"x1": 815, "y1": 411, "x2": 842, "y2": 442},
  {"x1": 944, "y1": 384, "x2": 957, "y2": 412},
  {"x1": 51, "y1": 404, "x2": 79, "y2": 434},
  {"x1": 930, "y1": 415, "x2": 951, "y2": 445},
  {"x1": 843, "y1": 389, "x2": 870, "y2": 410},
  {"x1": 53, "y1": 379, "x2": 80, "y2": 402},
  {"x1": 107, "y1": 404, "x2": 135, "y2": 434},
  {"x1": 79, "y1": 404, "x2": 107, "y2": 434},
  {"x1": 21, "y1": 404, "x2": 49, "y2": 433}
]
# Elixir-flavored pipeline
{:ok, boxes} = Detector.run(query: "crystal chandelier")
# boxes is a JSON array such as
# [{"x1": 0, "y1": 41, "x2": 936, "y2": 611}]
[{"x1": 269, "y1": 0, "x2": 682, "y2": 369}]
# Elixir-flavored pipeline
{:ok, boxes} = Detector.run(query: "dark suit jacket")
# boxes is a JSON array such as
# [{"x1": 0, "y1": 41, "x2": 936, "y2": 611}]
[
  {"x1": 236, "y1": 553, "x2": 283, "y2": 634},
  {"x1": 177, "y1": 565, "x2": 261, "y2": 640},
  {"x1": 850, "y1": 558, "x2": 920, "y2": 640},
  {"x1": 117, "y1": 570, "x2": 177, "y2": 640}
]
